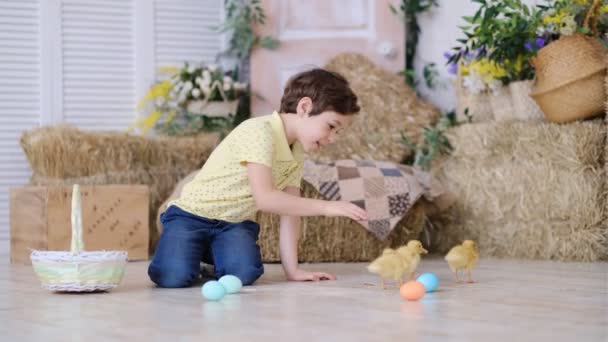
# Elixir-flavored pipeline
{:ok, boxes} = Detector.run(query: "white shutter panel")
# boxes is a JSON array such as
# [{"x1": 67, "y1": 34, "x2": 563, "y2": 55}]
[
  {"x1": 0, "y1": 0, "x2": 41, "y2": 241},
  {"x1": 61, "y1": 0, "x2": 136, "y2": 130},
  {"x1": 153, "y1": 0, "x2": 223, "y2": 69}
]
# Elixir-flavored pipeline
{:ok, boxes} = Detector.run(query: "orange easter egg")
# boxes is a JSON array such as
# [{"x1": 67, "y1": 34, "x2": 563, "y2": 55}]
[{"x1": 400, "y1": 281, "x2": 426, "y2": 301}]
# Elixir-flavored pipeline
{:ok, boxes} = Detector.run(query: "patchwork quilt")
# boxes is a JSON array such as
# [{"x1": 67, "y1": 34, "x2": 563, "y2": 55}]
[{"x1": 303, "y1": 159, "x2": 446, "y2": 240}]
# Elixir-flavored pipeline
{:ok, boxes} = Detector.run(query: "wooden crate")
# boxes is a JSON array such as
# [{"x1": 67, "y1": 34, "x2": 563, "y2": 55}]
[{"x1": 10, "y1": 185, "x2": 149, "y2": 264}]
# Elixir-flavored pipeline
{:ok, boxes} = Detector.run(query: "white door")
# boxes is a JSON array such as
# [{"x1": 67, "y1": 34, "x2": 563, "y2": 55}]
[{"x1": 251, "y1": 0, "x2": 404, "y2": 116}]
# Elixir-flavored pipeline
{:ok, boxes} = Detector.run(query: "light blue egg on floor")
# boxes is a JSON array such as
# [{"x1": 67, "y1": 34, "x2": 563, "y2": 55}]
[
  {"x1": 417, "y1": 273, "x2": 439, "y2": 292},
  {"x1": 202, "y1": 281, "x2": 226, "y2": 301},
  {"x1": 218, "y1": 275, "x2": 243, "y2": 294}
]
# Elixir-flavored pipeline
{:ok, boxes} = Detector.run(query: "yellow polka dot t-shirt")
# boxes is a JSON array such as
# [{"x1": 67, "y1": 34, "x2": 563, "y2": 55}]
[{"x1": 170, "y1": 111, "x2": 304, "y2": 222}]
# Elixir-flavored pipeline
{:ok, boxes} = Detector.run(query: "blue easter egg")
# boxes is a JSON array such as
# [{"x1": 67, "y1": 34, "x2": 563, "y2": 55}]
[
  {"x1": 218, "y1": 275, "x2": 243, "y2": 294},
  {"x1": 201, "y1": 281, "x2": 226, "y2": 301},
  {"x1": 416, "y1": 273, "x2": 439, "y2": 292}
]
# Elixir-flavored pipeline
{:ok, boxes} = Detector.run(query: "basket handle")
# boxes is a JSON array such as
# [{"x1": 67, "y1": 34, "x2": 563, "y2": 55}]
[
  {"x1": 70, "y1": 184, "x2": 84, "y2": 254},
  {"x1": 583, "y1": 0, "x2": 602, "y2": 36},
  {"x1": 197, "y1": 80, "x2": 230, "y2": 108}
]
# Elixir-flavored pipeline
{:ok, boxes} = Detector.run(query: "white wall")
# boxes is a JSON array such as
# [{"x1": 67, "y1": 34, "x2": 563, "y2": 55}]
[{"x1": 414, "y1": 0, "x2": 538, "y2": 112}]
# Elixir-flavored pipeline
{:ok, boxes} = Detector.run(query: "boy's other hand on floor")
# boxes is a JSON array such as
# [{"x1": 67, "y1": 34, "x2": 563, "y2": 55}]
[{"x1": 287, "y1": 268, "x2": 337, "y2": 282}]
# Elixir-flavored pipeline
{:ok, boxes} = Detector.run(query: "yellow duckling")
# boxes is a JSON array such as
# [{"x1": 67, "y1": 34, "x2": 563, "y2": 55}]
[
  {"x1": 445, "y1": 240, "x2": 479, "y2": 283},
  {"x1": 367, "y1": 240, "x2": 428, "y2": 288}
]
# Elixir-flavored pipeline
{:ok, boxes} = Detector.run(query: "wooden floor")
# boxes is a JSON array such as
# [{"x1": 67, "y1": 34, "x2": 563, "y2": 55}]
[{"x1": 0, "y1": 256, "x2": 606, "y2": 342}]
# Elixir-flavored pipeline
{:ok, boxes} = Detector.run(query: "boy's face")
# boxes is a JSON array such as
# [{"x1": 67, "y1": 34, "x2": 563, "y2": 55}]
[{"x1": 298, "y1": 110, "x2": 353, "y2": 153}]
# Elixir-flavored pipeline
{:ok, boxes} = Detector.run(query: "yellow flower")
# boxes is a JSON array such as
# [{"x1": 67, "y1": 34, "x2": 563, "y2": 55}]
[
  {"x1": 469, "y1": 58, "x2": 506, "y2": 83},
  {"x1": 543, "y1": 10, "x2": 567, "y2": 25},
  {"x1": 137, "y1": 80, "x2": 173, "y2": 110},
  {"x1": 602, "y1": 4, "x2": 608, "y2": 13},
  {"x1": 459, "y1": 63, "x2": 470, "y2": 76},
  {"x1": 157, "y1": 66, "x2": 179, "y2": 75},
  {"x1": 128, "y1": 110, "x2": 163, "y2": 134}
]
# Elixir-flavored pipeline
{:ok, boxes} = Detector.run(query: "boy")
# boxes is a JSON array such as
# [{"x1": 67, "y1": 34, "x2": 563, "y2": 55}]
[{"x1": 148, "y1": 68, "x2": 368, "y2": 288}]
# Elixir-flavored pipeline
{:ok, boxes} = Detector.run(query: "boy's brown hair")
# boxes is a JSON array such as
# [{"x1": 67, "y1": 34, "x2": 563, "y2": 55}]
[{"x1": 279, "y1": 68, "x2": 360, "y2": 116}]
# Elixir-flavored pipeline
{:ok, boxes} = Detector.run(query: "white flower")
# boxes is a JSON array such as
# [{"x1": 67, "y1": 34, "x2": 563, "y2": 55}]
[
  {"x1": 223, "y1": 83, "x2": 231, "y2": 92},
  {"x1": 462, "y1": 72, "x2": 485, "y2": 94},
  {"x1": 195, "y1": 77, "x2": 203, "y2": 85},
  {"x1": 223, "y1": 76, "x2": 233, "y2": 84},
  {"x1": 191, "y1": 88, "x2": 201, "y2": 98},
  {"x1": 207, "y1": 64, "x2": 218, "y2": 72},
  {"x1": 202, "y1": 70, "x2": 211, "y2": 80},
  {"x1": 547, "y1": 9, "x2": 556, "y2": 16},
  {"x1": 184, "y1": 81, "x2": 193, "y2": 90},
  {"x1": 155, "y1": 98, "x2": 165, "y2": 107},
  {"x1": 167, "y1": 100, "x2": 178, "y2": 108},
  {"x1": 560, "y1": 16, "x2": 576, "y2": 36},
  {"x1": 536, "y1": 26, "x2": 546, "y2": 36},
  {"x1": 187, "y1": 64, "x2": 196, "y2": 73},
  {"x1": 234, "y1": 82, "x2": 247, "y2": 91}
]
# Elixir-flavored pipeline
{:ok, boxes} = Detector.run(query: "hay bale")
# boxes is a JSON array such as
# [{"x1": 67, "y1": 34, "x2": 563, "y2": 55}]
[
  {"x1": 156, "y1": 171, "x2": 426, "y2": 263},
  {"x1": 22, "y1": 126, "x2": 220, "y2": 252},
  {"x1": 308, "y1": 53, "x2": 440, "y2": 164},
  {"x1": 431, "y1": 120, "x2": 607, "y2": 262},
  {"x1": 20, "y1": 125, "x2": 219, "y2": 178}
]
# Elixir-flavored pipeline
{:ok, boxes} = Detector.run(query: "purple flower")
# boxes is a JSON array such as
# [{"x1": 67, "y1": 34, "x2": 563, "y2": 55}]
[
  {"x1": 535, "y1": 37, "x2": 545, "y2": 49},
  {"x1": 447, "y1": 62, "x2": 458, "y2": 75},
  {"x1": 524, "y1": 41, "x2": 533, "y2": 52}
]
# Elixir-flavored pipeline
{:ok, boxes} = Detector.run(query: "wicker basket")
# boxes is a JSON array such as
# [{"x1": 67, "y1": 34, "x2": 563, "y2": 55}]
[
  {"x1": 186, "y1": 80, "x2": 239, "y2": 118},
  {"x1": 530, "y1": 34, "x2": 607, "y2": 123},
  {"x1": 30, "y1": 184, "x2": 128, "y2": 292}
]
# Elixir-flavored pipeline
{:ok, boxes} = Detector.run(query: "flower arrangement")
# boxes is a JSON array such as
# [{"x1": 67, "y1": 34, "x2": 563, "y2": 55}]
[
  {"x1": 447, "y1": 0, "x2": 607, "y2": 95},
  {"x1": 446, "y1": 0, "x2": 542, "y2": 94},
  {"x1": 133, "y1": 62, "x2": 248, "y2": 135},
  {"x1": 536, "y1": 0, "x2": 608, "y2": 41}
]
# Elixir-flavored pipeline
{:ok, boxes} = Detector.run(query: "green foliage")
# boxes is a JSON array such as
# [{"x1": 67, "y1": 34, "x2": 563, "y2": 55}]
[
  {"x1": 390, "y1": 0, "x2": 439, "y2": 88},
  {"x1": 156, "y1": 113, "x2": 234, "y2": 139},
  {"x1": 401, "y1": 112, "x2": 457, "y2": 171},
  {"x1": 216, "y1": 0, "x2": 280, "y2": 59}
]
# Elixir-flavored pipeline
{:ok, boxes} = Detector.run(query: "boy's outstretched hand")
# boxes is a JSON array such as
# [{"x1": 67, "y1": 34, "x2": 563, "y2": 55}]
[
  {"x1": 287, "y1": 268, "x2": 336, "y2": 282},
  {"x1": 324, "y1": 201, "x2": 368, "y2": 222}
]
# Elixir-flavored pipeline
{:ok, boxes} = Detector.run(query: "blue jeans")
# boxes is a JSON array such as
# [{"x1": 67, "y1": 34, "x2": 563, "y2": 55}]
[{"x1": 148, "y1": 205, "x2": 264, "y2": 288}]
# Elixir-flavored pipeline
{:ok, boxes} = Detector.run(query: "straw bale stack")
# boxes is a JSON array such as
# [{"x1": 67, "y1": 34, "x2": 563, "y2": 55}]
[
  {"x1": 21, "y1": 125, "x2": 220, "y2": 251},
  {"x1": 309, "y1": 53, "x2": 440, "y2": 163},
  {"x1": 431, "y1": 120, "x2": 607, "y2": 261},
  {"x1": 20, "y1": 125, "x2": 218, "y2": 178}
]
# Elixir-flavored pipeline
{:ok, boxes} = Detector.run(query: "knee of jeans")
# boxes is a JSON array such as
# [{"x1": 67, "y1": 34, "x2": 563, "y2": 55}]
[
  {"x1": 221, "y1": 264, "x2": 264, "y2": 286},
  {"x1": 148, "y1": 262, "x2": 198, "y2": 288}
]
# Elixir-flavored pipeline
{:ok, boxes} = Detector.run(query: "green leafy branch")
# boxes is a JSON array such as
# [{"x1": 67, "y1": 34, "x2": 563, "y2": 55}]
[
  {"x1": 401, "y1": 112, "x2": 457, "y2": 171},
  {"x1": 216, "y1": 0, "x2": 280, "y2": 59}
]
